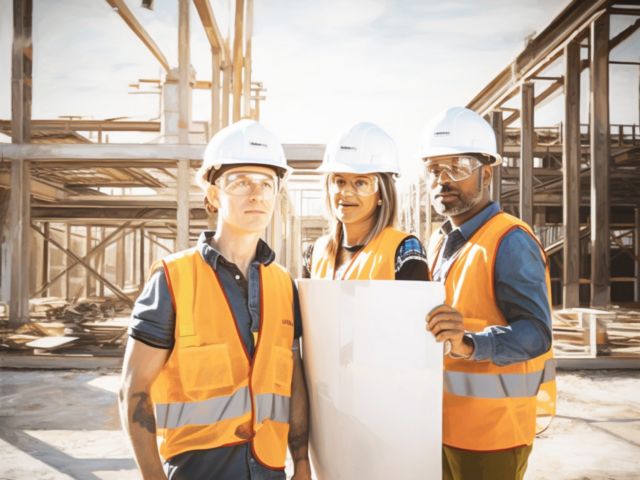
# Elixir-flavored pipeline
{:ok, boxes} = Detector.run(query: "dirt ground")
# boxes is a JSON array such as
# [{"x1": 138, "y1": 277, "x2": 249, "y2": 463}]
[{"x1": 0, "y1": 369, "x2": 638, "y2": 480}]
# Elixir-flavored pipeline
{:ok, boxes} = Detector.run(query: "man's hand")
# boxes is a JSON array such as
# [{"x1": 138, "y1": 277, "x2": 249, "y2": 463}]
[
  {"x1": 291, "y1": 458, "x2": 312, "y2": 480},
  {"x1": 426, "y1": 304, "x2": 474, "y2": 358}
]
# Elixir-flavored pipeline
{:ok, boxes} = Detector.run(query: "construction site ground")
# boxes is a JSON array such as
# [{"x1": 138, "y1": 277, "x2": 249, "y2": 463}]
[{"x1": 0, "y1": 368, "x2": 638, "y2": 480}]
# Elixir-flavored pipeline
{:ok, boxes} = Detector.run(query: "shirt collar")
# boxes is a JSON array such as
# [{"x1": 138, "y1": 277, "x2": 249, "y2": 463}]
[
  {"x1": 439, "y1": 202, "x2": 501, "y2": 241},
  {"x1": 197, "y1": 230, "x2": 276, "y2": 270}
]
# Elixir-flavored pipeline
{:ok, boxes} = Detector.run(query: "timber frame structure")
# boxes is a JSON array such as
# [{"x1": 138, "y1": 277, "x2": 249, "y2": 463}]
[
  {"x1": 465, "y1": 0, "x2": 640, "y2": 307},
  {"x1": 0, "y1": 0, "x2": 326, "y2": 327}
]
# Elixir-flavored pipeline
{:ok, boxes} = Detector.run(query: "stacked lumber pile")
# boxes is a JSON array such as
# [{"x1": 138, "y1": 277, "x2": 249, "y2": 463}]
[
  {"x1": 552, "y1": 306, "x2": 640, "y2": 358},
  {"x1": 0, "y1": 297, "x2": 131, "y2": 356}
]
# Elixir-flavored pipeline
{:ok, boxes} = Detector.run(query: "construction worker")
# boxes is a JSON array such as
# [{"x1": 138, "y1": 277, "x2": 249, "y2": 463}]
[
  {"x1": 422, "y1": 107, "x2": 556, "y2": 480},
  {"x1": 119, "y1": 120, "x2": 311, "y2": 480},
  {"x1": 303, "y1": 122, "x2": 429, "y2": 280}
]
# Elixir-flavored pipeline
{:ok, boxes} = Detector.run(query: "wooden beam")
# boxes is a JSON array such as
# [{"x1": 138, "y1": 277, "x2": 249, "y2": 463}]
[
  {"x1": 41, "y1": 222, "x2": 49, "y2": 297},
  {"x1": 501, "y1": 18, "x2": 639, "y2": 126},
  {"x1": 33, "y1": 221, "x2": 133, "y2": 296},
  {"x1": 85, "y1": 226, "x2": 93, "y2": 298},
  {"x1": 31, "y1": 224, "x2": 133, "y2": 305},
  {"x1": 232, "y1": 0, "x2": 245, "y2": 122},
  {"x1": 590, "y1": 14, "x2": 610, "y2": 307},
  {"x1": 176, "y1": 159, "x2": 191, "y2": 250},
  {"x1": 139, "y1": 226, "x2": 145, "y2": 290},
  {"x1": 192, "y1": 0, "x2": 229, "y2": 63},
  {"x1": 467, "y1": 0, "x2": 610, "y2": 114},
  {"x1": 635, "y1": 207, "x2": 640, "y2": 302},
  {"x1": 222, "y1": 55, "x2": 231, "y2": 127},
  {"x1": 105, "y1": 0, "x2": 170, "y2": 72},
  {"x1": 178, "y1": 0, "x2": 190, "y2": 144},
  {"x1": 563, "y1": 40, "x2": 581, "y2": 308},
  {"x1": 8, "y1": 0, "x2": 32, "y2": 327},
  {"x1": 11, "y1": 0, "x2": 32, "y2": 144},
  {"x1": 520, "y1": 82, "x2": 534, "y2": 226},
  {"x1": 211, "y1": 52, "x2": 221, "y2": 136},
  {"x1": 242, "y1": 0, "x2": 253, "y2": 118},
  {"x1": 116, "y1": 231, "x2": 126, "y2": 289},
  {"x1": 490, "y1": 110, "x2": 504, "y2": 202},
  {"x1": 0, "y1": 143, "x2": 204, "y2": 162},
  {"x1": 0, "y1": 119, "x2": 160, "y2": 133}
]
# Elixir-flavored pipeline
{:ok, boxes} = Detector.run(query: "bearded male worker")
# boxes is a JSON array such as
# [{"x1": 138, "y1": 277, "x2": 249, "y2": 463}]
[
  {"x1": 422, "y1": 107, "x2": 556, "y2": 480},
  {"x1": 119, "y1": 120, "x2": 311, "y2": 480}
]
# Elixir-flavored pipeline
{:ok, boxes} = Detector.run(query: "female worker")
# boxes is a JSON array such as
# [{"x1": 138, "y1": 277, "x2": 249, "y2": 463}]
[{"x1": 303, "y1": 122, "x2": 429, "y2": 281}]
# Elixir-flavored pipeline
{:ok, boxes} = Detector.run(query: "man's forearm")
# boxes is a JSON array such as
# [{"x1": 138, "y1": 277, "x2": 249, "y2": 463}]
[
  {"x1": 119, "y1": 389, "x2": 167, "y2": 479},
  {"x1": 289, "y1": 352, "x2": 310, "y2": 465}
]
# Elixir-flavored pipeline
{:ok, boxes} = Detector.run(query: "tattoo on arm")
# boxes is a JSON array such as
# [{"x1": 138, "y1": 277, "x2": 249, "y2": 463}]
[
  {"x1": 288, "y1": 430, "x2": 309, "y2": 462},
  {"x1": 131, "y1": 392, "x2": 156, "y2": 434}
]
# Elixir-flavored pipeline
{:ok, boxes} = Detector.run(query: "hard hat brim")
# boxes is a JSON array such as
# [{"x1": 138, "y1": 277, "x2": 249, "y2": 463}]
[
  {"x1": 315, "y1": 162, "x2": 400, "y2": 175},
  {"x1": 421, "y1": 147, "x2": 502, "y2": 166}
]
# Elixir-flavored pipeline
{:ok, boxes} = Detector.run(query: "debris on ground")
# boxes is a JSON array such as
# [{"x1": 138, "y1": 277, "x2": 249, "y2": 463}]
[{"x1": 0, "y1": 297, "x2": 131, "y2": 355}]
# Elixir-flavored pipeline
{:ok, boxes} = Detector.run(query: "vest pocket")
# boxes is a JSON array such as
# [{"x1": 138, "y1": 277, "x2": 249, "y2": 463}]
[
  {"x1": 177, "y1": 343, "x2": 234, "y2": 395},
  {"x1": 272, "y1": 346, "x2": 294, "y2": 394}
]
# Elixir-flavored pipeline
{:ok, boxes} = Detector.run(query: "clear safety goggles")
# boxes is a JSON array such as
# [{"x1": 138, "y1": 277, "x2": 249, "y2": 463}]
[
  {"x1": 215, "y1": 171, "x2": 279, "y2": 197},
  {"x1": 327, "y1": 174, "x2": 379, "y2": 196},
  {"x1": 424, "y1": 156, "x2": 483, "y2": 183}
]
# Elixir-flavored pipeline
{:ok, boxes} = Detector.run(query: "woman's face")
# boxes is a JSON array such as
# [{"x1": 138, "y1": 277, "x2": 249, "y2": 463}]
[{"x1": 327, "y1": 173, "x2": 381, "y2": 227}]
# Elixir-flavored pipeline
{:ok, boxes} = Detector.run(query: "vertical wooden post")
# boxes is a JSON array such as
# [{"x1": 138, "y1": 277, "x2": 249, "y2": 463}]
[
  {"x1": 590, "y1": 14, "x2": 610, "y2": 307},
  {"x1": 11, "y1": 0, "x2": 32, "y2": 143},
  {"x1": 634, "y1": 207, "x2": 639, "y2": 302},
  {"x1": 41, "y1": 222, "x2": 49, "y2": 298},
  {"x1": 62, "y1": 225, "x2": 71, "y2": 299},
  {"x1": 563, "y1": 40, "x2": 581, "y2": 308},
  {"x1": 131, "y1": 228, "x2": 137, "y2": 287},
  {"x1": 98, "y1": 227, "x2": 105, "y2": 297},
  {"x1": 520, "y1": 81, "x2": 534, "y2": 227},
  {"x1": 222, "y1": 56, "x2": 231, "y2": 127},
  {"x1": 8, "y1": 0, "x2": 33, "y2": 327},
  {"x1": 177, "y1": 0, "x2": 191, "y2": 251},
  {"x1": 242, "y1": 0, "x2": 253, "y2": 119},
  {"x1": 85, "y1": 226, "x2": 93, "y2": 298},
  {"x1": 211, "y1": 53, "x2": 221, "y2": 136},
  {"x1": 490, "y1": 110, "x2": 504, "y2": 203},
  {"x1": 232, "y1": 0, "x2": 245, "y2": 122},
  {"x1": 178, "y1": 0, "x2": 190, "y2": 144},
  {"x1": 116, "y1": 232, "x2": 125, "y2": 290},
  {"x1": 139, "y1": 226, "x2": 146, "y2": 290}
]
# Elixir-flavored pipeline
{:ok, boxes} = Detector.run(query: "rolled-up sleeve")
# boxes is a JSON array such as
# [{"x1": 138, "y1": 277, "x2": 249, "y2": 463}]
[
  {"x1": 128, "y1": 269, "x2": 176, "y2": 349},
  {"x1": 470, "y1": 228, "x2": 552, "y2": 366}
]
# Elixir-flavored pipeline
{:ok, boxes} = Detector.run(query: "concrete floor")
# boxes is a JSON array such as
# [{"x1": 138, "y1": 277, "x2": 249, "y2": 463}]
[{"x1": 0, "y1": 369, "x2": 638, "y2": 480}]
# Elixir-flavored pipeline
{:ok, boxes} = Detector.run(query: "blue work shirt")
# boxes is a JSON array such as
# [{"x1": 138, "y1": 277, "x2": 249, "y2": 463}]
[
  {"x1": 129, "y1": 231, "x2": 301, "y2": 480},
  {"x1": 432, "y1": 202, "x2": 552, "y2": 366}
]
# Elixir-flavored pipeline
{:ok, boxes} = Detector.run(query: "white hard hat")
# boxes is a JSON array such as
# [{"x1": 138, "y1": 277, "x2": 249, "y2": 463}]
[
  {"x1": 317, "y1": 122, "x2": 401, "y2": 175},
  {"x1": 420, "y1": 107, "x2": 502, "y2": 166},
  {"x1": 196, "y1": 119, "x2": 289, "y2": 190}
]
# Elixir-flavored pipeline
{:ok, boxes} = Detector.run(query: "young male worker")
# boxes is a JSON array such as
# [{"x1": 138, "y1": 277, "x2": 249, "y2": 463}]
[
  {"x1": 422, "y1": 107, "x2": 556, "y2": 480},
  {"x1": 119, "y1": 120, "x2": 311, "y2": 480}
]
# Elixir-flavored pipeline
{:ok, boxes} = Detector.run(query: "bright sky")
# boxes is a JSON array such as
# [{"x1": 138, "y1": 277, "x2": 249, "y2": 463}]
[{"x1": 1, "y1": 0, "x2": 638, "y2": 179}]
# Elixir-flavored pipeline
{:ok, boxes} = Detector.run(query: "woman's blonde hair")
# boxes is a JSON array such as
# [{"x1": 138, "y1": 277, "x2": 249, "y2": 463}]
[{"x1": 322, "y1": 172, "x2": 398, "y2": 259}]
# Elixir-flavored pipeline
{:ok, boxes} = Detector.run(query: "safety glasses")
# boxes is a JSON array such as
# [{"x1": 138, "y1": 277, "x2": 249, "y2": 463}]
[
  {"x1": 424, "y1": 156, "x2": 483, "y2": 183},
  {"x1": 327, "y1": 174, "x2": 379, "y2": 196},
  {"x1": 215, "y1": 171, "x2": 279, "y2": 197}
]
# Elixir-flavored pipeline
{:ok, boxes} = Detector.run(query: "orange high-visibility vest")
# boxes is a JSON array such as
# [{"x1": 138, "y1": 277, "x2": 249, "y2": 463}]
[
  {"x1": 150, "y1": 248, "x2": 295, "y2": 468},
  {"x1": 311, "y1": 227, "x2": 409, "y2": 280},
  {"x1": 428, "y1": 211, "x2": 556, "y2": 451}
]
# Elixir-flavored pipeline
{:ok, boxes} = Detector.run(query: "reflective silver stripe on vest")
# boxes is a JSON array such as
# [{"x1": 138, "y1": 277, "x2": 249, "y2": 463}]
[
  {"x1": 255, "y1": 393, "x2": 290, "y2": 424},
  {"x1": 445, "y1": 359, "x2": 556, "y2": 399},
  {"x1": 155, "y1": 386, "x2": 251, "y2": 429}
]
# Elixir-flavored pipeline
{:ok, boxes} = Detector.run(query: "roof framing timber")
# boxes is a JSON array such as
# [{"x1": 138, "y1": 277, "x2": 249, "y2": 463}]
[
  {"x1": 105, "y1": 0, "x2": 170, "y2": 73},
  {"x1": 467, "y1": 0, "x2": 612, "y2": 115}
]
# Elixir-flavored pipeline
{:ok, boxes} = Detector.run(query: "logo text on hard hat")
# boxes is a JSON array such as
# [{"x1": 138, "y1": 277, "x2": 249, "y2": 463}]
[
  {"x1": 250, "y1": 141, "x2": 268, "y2": 148},
  {"x1": 434, "y1": 131, "x2": 451, "y2": 136},
  {"x1": 340, "y1": 145, "x2": 357, "y2": 150}
]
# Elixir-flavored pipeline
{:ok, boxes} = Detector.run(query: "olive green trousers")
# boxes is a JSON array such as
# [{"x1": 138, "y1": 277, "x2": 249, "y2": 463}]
[{"x1": 442, "y1": 444, "x2": 533, "y2": 480}]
